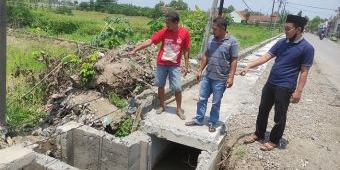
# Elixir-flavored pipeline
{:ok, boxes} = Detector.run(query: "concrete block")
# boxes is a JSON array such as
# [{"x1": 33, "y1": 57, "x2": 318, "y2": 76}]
[
  {"x1": 100, "y1": 131, "x2": 151, "y2": 170},
  {"x1": 56, "y1": 121, "x2": 81, "y2": 163},
  {"x1": 124, "y1": 131, "x2": 151, "y2": 170},
  {"x1": 72, "y1": 125, "x2": 105, "y2": 170},
  {"x1": 100, "y1": 135, "x2": 129, "y2": 170},
  {"x1": 0, "y1": 144, "x2": 35, "y2": 170},
  {"x1": 139, "y1": 141, "x2": 151, "y2": 170},
  {"x1": 196, "y1": 150, "x2": 219, "y2": 170},
  {"x1": 25, "y1": 153, "x2": 80, "y2": 170}
]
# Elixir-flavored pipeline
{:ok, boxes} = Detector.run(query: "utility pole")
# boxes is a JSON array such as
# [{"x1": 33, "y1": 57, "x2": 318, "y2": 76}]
[
  {"x1": 273, "y1": 0, "x2": 283, "y2": 30},
  {"x1": 280, "y1": 0, "x2": 287, "y2": 30},
  {"x1": 270, "y1": 0, "x2": 276, "y2": 30},
  {"x1": 199, "y1": 0, "x2": 219, "y2": 58},
  {"x1": 218, "y1": 0, "x2": 225, "y2": 17},
  {"x1": 0, "y1": 0, "x2": 7, "y2": 132}
]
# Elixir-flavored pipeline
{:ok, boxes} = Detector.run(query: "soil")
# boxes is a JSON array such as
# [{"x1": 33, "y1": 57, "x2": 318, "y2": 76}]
[{"x1": 222, "y1": 60, "x2": 340, "y2": 170}]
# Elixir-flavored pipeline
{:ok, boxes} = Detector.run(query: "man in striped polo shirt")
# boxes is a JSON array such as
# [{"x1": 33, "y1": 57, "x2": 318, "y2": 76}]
[{"x1": 185, "y1": 17, "x2": 239, "y2": 132}]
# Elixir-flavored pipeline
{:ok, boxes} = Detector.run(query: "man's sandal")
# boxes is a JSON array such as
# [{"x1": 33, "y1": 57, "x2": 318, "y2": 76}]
[
  {"x1": 260, "y1": 141, "x2": 277, "y2": 151},
  {"x1": 244, "y1": 133, "x2": 260, "y2": 144},
  {"x1": 185, "y1": 120, "x2": 203, "y2": 126},
  {"x1": 208, "y1": 124, "x2": 216, "y2": 132}
]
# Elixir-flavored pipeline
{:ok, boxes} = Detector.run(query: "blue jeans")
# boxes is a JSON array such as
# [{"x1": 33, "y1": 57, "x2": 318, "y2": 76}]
[
  {"x1": 155, "y1": 65, "x2": 182, "y2": 91},
  {"x1": 195, "y1": 77, "x2": 227, "y2": 125}
]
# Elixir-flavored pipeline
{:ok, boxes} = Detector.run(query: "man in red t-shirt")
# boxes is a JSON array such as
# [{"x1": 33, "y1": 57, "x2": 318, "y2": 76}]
[{"x1": 129, "y1": 11, "x2": 191, "y2": 120}]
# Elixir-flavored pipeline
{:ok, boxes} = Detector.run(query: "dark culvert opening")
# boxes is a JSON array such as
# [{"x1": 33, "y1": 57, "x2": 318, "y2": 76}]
[{"x1": 153, "y1": 143, "x2": 202, "y2": 170}]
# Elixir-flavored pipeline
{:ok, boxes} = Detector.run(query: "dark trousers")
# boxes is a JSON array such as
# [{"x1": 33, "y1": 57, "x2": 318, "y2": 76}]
[{"x1": 255, "y1": 82, "x2": 293, "y2": 144}]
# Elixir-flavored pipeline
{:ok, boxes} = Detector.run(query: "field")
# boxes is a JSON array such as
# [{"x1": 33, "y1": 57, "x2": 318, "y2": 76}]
[{"x1": 7, "y1": 9, "x2": 280, "y2": 134}]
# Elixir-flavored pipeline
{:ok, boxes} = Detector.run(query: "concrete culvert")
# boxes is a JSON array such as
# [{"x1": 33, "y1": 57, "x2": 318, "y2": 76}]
[{"x1": 152, "y1": 142, "x2": 201, "y2": 170}]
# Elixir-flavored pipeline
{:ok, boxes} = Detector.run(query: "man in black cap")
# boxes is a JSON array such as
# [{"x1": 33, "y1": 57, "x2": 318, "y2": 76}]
[{"x1": 239, "y1": 14, "x2": 314, "y2": 151}]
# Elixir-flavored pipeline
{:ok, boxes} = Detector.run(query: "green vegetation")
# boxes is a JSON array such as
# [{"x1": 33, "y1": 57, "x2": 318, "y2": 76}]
[
  {"x1": 6, "y1": 37, "x2": 75, "y2": 134},
  {"x1": 114, "y1": 116, "x2": 133, "y2": 137},
  {"x1": 108, "y1": 92, "x2": 128, "y2": 109},
  {"x1": 91, "y1": 17, "x2": 134, "y2": 48},
  {"x1": 234, "y1": 148, "x2": 246, "y2": 158},
  {"x1": 230, "y1": 24, "x2": 279, "y2": 49}
]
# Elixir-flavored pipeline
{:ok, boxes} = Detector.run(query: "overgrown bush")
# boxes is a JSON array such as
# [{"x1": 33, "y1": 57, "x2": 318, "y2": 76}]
[
  {"x1": 147, "y1": 17, "x2": 165, "y2": 36},
  {"x1": 62, "y1": 52, "x2": 98, "y2": 84},
  {"x1": 32, "y1": 18, "x2": 80, "y2": 35},
  {"x1": 55, "y1": 6, "x2": 73, "y2": 15},
  {"x1": 181, "y1": 6, "x2": 208, "y2": 55},
  {"x1": 7, "y1": 5, "x2": 34, "y2": 28},
  {"x1": 91, "y1": 17, "x2": 133, "y2": 48}
]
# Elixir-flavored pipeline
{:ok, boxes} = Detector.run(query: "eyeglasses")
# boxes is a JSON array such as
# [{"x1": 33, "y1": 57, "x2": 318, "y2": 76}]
[{"x1": 284, "y1": 26, "x2": 296, "y2": 32}]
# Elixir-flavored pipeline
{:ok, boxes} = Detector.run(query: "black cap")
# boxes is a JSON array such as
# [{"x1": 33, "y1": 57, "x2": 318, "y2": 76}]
[{"x1": 286, "y1": 14, "x2": 308, "y2": 27}]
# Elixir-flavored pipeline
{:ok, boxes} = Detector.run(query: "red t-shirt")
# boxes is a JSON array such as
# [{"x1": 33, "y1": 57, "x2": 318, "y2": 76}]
[{"x1": 151, "y1": 27, "x2": 190, "y2": 66}]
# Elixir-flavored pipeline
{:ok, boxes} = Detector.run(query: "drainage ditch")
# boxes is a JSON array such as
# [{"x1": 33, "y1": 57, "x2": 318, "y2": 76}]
[{"x1": 153, "y1": 143, "x2": 201, "y2": 170}]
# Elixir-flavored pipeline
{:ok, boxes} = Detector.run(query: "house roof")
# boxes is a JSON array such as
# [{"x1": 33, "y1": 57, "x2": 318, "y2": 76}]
[
  {"x1": 249, "y1": 15, "x2": 277, "y2": 23},
  {"x1": 235, "y1": 11, "x2": 246, "y2": 20},
  {"x1": 234, "y1": 10, "x2": 278, "y2": 23}
]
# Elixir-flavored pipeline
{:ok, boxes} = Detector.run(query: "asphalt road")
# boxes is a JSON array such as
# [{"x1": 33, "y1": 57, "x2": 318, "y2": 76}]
[{"x1": 304, "y1": 33, "x2": 340, "y2": 90}]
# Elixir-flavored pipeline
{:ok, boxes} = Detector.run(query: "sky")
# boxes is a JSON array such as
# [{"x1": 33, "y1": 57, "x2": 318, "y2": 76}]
[{"x1": 113, "y1": 0, "x2": 340, "y2": 19}]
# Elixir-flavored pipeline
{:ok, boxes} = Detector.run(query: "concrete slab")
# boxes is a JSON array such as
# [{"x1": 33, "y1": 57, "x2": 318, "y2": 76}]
[
  {"x1": 0, "y1": 144, "x2": 35, "y2": 170},
  {"x1": 61, "y1": 90, "x2": 121, "y2": 121}
]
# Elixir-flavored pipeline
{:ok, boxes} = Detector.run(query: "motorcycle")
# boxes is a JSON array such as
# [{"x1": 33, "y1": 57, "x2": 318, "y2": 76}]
[{"x1": 319, "y1": 32, "x2": 325, "y2": 40}]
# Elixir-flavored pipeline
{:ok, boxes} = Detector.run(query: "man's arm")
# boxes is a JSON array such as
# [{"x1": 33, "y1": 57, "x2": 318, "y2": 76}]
[
  {"x1": 182, "y1": 48, "x2": 190, "y2": 77},
  {"x1": 239, "y1": 52, "x2": 272, "y2": 76},
  {"x1": 290, "y1": 65, "x2": 310, "y2": 103},
  {"x1": 130, "y1": 39, "x2": 153, "y2": 55},
  {"x1": 227, "y1": 57, "x2": 238, "y2": 88},
  {"x1": 196, "y1": 52, "x2": 208, "y2": 81}
]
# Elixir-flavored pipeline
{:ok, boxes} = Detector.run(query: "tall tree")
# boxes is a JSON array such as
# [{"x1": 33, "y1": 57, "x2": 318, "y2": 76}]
[
  {"x1": 151, "y1": 1, "x2": 165, "y2": 19},
  {"x1": 306, "y1": 16, "x2": 322, "y2": 32},
  {"x1": 168, "y1": 0, "x2": 188, "y2": 10},
  {"x1": 223, "y1": 5, "x2": 235, "y2": 14}
]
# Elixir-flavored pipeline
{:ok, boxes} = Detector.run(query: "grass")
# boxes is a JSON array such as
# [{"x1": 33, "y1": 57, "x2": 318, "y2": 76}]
[
  {"x1": 26, "y1": 10, "x2": 151, "y2": 42},
  {"x1": 233, "y1": 148, "x2": 247, "y2": 158},
  {"x1": 229, "y1": 24, "x2": 280, "y2": 49},
  {"x1": 6, "y1": 36, "x2": 74, "y2": 75},
  {"x1": 108, "y1": 91, "x2": 128, "y2": 109},
  {"x1": 6, "y1": 35, "x2": 76, "y2": 134}
]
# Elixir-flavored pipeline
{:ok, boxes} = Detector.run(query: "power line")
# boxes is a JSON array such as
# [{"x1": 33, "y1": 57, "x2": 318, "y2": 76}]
[
  {"x1": 241, "y1": 0, "x2": 254, "y2": 12},
  {"x1": 286, "y1": 4, "x2": 334, "y2": 18},
  {"x1": 287, "y1": 2, "x2": 337, "y2": 11}
]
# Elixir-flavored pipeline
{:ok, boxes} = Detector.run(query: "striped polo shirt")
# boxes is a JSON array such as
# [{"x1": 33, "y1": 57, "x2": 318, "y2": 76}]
[{"x1": 204, "y1": 34, "x2": 239, "y2": 81}]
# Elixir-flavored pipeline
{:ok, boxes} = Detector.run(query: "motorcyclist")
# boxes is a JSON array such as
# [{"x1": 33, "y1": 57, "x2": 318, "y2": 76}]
[{"x1": 319, "y1": 26, "x2": 326, "y2": 40}]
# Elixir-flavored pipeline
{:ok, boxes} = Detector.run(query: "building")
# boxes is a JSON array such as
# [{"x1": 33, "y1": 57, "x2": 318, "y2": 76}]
[
  {"x1": 230, "y1": 11, "x2": 245, "y2": 23},
  {"x1": 230, "y1": 10, "x2": 278, "y2": 25},
  {"x1": 327, "y1": 7, "x2": 340, "y2": 37}
]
